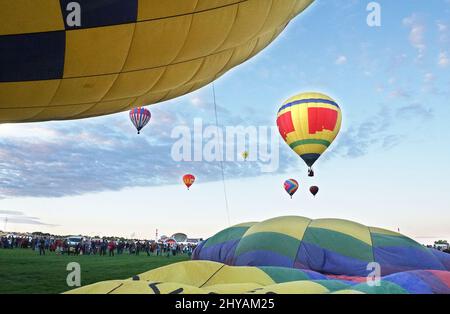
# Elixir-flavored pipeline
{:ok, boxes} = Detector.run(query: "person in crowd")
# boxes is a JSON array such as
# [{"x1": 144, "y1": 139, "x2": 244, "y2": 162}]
[
  {"x1": 108, "y1": 240, "x2": 116, "y2": 257},
  {"x1": 38, "y1": 237, "x2": 46, "y2": 256},
  {"x1": 135, "y1": 241, "x2": 141, "y2": 256},
  {"x1": 101, "y1": 240, "x2": 107, "y2": 256}
]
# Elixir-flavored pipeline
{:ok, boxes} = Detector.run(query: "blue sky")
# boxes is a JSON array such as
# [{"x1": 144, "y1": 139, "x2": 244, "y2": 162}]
[{"x1": 0, "y1": 0, "x2": 449, "y2": 244}]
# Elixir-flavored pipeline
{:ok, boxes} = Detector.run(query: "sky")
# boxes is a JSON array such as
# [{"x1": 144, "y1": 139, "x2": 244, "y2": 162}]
[{"x1": 0, "y1": 0, "x2": 449, "y2": 244}]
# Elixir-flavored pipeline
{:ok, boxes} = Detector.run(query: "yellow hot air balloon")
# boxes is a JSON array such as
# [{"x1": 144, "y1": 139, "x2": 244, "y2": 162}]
[
  {"x1": 0, "y1": 0, "x2": 314, "y2": 123},
  {"x1": 276, "y1": 92, "x2": 342, "y2": 176},
  {"x1": 241, "y1": 151, "x2": 249, "y2": 161}
]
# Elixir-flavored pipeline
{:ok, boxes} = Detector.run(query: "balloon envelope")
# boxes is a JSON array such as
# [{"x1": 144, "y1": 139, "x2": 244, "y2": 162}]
[
  {"x1": 284, "y1": 179, "x2": 299, "y2": 198},
  {"x1": 67, "y1": 260, "x2": 450, "y2": 294},
  {"x1": 310, "y1": 186, "x2": 319, "y2": 196},
  {"x1": 277, "y1": 92, "x2": 342, "y2": 169},
  {"x1": 193, "y1": 216, "x2": 450, "y2": 277},
  {"x1": 183, "y1": 174, "x2": 195, "y2": 189},
  {"x1": 0, "y1": 1, "x2": 314, "y2": 123},
  {"x1": 129, "y1": 107, "x2": 151, "y2": 134}
]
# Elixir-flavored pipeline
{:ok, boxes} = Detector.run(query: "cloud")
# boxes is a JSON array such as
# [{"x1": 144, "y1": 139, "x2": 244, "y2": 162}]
[
  {"x1": 437, "y1": 22, "x2": 448, "y2": 32},
  {"x1": 382, "y1": 135, "x2": 402, "y2": 150},
  {"x1": 335, "y1": 55, "x2": 347, "y2": 65},
  {"x1": 0, "y1": 210, "x2": 24, "y2": 215},
  {"x1": 0, "y1": 102, "x2": 291, "y2": 198},
  {"x1": 330, "y1": 107, "x2": 393, "y2": 158},
  {"x1": 0, "y1": 210, "x2": 56, "y2": 227},
  {"x1": 424, "y1": 73, "x2": 435, "y2": 83},
  {"x1": 438, "y1": 51, "x2": 449, "y2": 67},
  {"x1": 4, "y1": 217, "x2": 57, "y2": 226},
  {"x1": 403, "y1": 14, "x2": 426, "y2": 60},
  {"x1": 389, "y1": 88, "x2": 411, "y2": 99},
  {"x1": 328, "y1": 101, "x2": 433, "y2": 160},
  {"x1": 396, "y1": 103, "x2": 433, "y2": 121},
  {"x1": 190, "y1": 96, "x2": 206, "y2": 108},
  {"x1": 437, "y1": 21, "x2": 449, "y2": 43},
  {"x1": 0, "y1": 119, "x2": 178, "y2": 197},
  {"x1": 0, "y1": 91, "x2": 435, "y2": 199}
]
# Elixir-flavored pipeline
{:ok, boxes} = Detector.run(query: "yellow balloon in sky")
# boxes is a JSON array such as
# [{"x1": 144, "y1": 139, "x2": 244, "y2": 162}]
[
  {"x1": 276, "y1": 92, "x2": 342, "y2": 173},
  {"x1": 0, "y1": 0, "x2": 314, "y2": 123}
]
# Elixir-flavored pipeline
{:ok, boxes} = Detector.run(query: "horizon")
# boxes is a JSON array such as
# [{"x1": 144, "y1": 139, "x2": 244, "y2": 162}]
[{"x1": 1, "y1": 0, "x2": 450, "y2": 245}]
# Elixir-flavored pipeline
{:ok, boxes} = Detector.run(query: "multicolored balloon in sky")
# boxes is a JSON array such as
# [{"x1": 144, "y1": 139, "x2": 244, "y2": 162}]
[
  {"x1": 284, "y1": 179, "x2": 299, "y2": 199},
  {"x1": 129, "y1": 107, "x2": 151, "y2": 134},
  {"x1": 183, "y1": 174, "x2": 196, "y2": 190},
  {"x1": 277, "y1": 92, "x2": 342, "y2": 176}
]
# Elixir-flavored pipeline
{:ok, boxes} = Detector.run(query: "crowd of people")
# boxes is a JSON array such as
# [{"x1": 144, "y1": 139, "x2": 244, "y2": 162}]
[
  {"x1": 3, "y1": 234, "x2": 448, "y2": 257},
  {"x1": 425, "y1": 244, "x2": 450, "y2": 254},
  {"x1": 0, "y1": 234, "x2": 198, "y2": 257}
]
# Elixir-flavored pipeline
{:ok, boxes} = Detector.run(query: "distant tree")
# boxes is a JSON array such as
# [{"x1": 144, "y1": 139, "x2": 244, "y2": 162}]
[
  {"x1": 435, "y1": 240, "x2": 449, "y2": 245},
  {"x1": 32, "y1": 231, "x2": 50, "y2": 236}
]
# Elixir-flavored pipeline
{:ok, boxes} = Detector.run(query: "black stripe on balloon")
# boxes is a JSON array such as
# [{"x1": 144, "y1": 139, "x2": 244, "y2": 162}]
[
  {"x1": 59, "y1": 0, "x2": 138, "y2": 29},
  {"x1": 0, "y1": 31, "x2": 66, "y2": 82}
]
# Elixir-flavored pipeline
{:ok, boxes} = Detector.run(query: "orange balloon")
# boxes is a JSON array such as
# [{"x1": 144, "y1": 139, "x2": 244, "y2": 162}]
[{"x1": 183, "y1": 174, "x2": 196, "y2": 190}]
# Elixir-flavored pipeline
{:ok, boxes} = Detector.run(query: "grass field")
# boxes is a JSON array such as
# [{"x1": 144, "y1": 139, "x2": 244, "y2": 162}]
[{"x1": 0, "y1": 248, "x2": 189, "y2": 294}]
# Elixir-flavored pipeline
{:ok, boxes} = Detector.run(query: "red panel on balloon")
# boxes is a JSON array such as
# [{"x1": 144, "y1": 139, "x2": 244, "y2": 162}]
[
  {"x1": 276, "y1": 111, "x2": 295, "y2": 140},
  {"x1": 308, "y1": 107, "x2": 338, "y2": 134}
]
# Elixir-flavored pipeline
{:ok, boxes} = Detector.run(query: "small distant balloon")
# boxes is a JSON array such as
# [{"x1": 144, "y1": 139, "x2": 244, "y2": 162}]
[
  {"x1": 183, "y1": 174, "x2": 196, "y2": 190},
  {"x1": 284, "y1": 179, "x2": 299, "y2": 199},
  {"x1": 310, "y1": 186, "x2": 319, "y2": 197},
  {"x1": 242, "y1": 151, "x2": 249, "y2": 161},
  {"x1": 129, "y1": 107, "x2": 151, "y2": 134}
]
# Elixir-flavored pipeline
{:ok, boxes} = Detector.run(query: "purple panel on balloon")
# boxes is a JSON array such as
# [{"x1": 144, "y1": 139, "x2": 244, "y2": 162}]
[
  {"x1": 235, "y1": 250, "x2": 294, "y2": 268},
  {"x1": 296, "y1": 242, "x2": 371, "y2": 276}
]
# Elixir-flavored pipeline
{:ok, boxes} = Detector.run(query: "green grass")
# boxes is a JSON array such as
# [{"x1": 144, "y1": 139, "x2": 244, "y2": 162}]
[{"x1": 0, "y1": 249, "x2": 189, "y2": 294}]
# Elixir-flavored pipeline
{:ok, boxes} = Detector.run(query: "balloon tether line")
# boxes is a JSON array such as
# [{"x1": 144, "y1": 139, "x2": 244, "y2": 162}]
[{"x1": 212, "y1": 83, "x2": 231, "y2": 226}]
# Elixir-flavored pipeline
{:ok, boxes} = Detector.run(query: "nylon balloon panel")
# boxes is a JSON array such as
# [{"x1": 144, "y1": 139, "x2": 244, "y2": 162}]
[
  {"x1": 241, "y1": 216, "x2": 311, "y2": 239},
  {"x1": 234, "y1": 232, "x2": 302, "y2": 265},
  {"x1": 0, "y1": 0, "x2": 314, "y2": 123},
  {"x1": 193, "y1": 224, "x2": 254, "y2": 264},
  {"x1": 370, "y1": 231, "x2": 448, "y2": 275},
  {"x1": 308, "y1": 218, "x2": 372, "y2": 245},
  {"x1": 193, "y1": 216, "x2": 450, "y2": 277},
  {"x1": 233, "y1": 216, "x2": 310, "y2": 266},
  {"x1": 65, "y1": 261, "x2": 450, "y2": 294},
  {"x1": 300, "y1": 227, "x2": 374, "y2": 262},
  {"x1": 203, "y1": 225, "x2": 254, "y2": 248}
]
